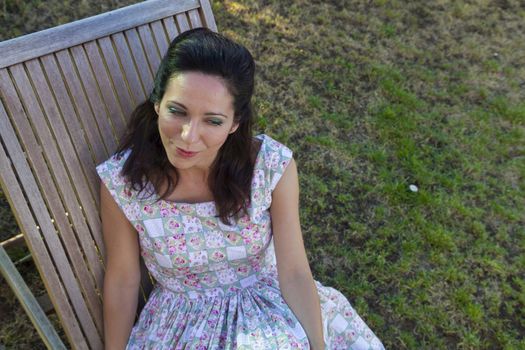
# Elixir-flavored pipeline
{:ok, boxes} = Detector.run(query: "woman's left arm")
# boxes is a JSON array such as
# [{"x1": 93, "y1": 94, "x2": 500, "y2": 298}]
[{"x1": 270, "y1": 157, "x2": 325, "y2": 350}]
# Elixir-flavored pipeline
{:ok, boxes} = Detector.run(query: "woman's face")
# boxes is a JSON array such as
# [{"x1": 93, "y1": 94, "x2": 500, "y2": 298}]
[{"x1": 155, "y1": 72, "x2": 238, "y2": 174}]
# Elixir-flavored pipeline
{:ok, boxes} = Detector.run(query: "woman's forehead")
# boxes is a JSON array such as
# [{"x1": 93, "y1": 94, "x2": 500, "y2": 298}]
[
  {"x1": 163, "y1": 72, "x2": 234, "y2": 111},
  {"x1": 168, "y1": 72, "x2": 228, "y2": 92}
]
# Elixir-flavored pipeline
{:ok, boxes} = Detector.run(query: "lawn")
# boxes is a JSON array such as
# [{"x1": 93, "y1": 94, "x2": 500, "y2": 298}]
[{"x1": 1, "y1": 0, "x2": 524, "y2": 349}]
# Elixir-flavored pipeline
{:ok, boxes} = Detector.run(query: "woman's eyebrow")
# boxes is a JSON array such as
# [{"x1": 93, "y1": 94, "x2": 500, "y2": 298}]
[{"x1": 166, "y1": 100, "x2": 230, "y2": 118}]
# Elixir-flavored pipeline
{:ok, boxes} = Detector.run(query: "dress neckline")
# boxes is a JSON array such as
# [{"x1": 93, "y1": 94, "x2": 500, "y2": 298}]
[{"x1": 152, "y1": 134, "x2": 267, "y2": 206}]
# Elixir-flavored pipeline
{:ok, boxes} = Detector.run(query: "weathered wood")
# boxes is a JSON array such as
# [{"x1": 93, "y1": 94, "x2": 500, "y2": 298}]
[
  {"x1": 24, "y1": 58, "x2": 105, "y2": 290},
  {"x1": 0, "y1": 244, "x2": 66, "y2": 349},
  {"x1": 125, "y1": 28, "x2": 154, "y2": 98},
  {"x1": 0, "y1": 93, "x2": 89, "y2": 349},
  {"x1": 55, "y1": 49, "x2": 109, "y2": 165},
  {"x1": 138, "y1": 24, "x2": 162, "y2": 75},
  {"x1": 0, "y1": 0, "x2": 200, "y2": 69},
  {"x1": 151, "y1": 20, "x2": 169, "y2": 59},
  {"x1": 176, "y1": 13, "x2": 191, "y2": 33},
  {"x1": 84, "y1": 41, "x2": 127, "y2": 137},
  {"x1": 40, "y1": 54, "x2": 103, "y2": 241},
  {"x1": 199, "y1": 0, "x2": 218, "y2": 32},
  {"x1": 0, "y1": 67, "x2": 102, "y2": 349},
  {"x1": 188, "y1": 9, "x2": 203, "y2": 28},
  {"x1": 40, "y1": 54, "x2": 99, "y2": 197},
  {"x1": 97, "y1": 36, "x2": 136, "y2": 120},
  {"x1": 111, "y1": 32, "x2": 148, "y2": 105},
  {"x1": 70, "y1": 45, "x2": 118, "y2": 153},
  {"x1": 163, "y1": 17, "x2": 180, "y2": 42},
  {"x1": 0, "y1": 233, "x2": 24, "y2": 249}
]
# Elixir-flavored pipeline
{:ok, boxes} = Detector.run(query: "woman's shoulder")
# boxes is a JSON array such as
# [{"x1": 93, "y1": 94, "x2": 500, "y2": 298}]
[
  {"x1": 253, "y1": 134, "x2": 293, "y2": 191},
  {"x1": 95, "y1": 149, "x2": 134, "y2": 202},
  {"x1": 254, "y1": 134, "x2": 293, "y2": 157},
  {"x1": 96, "y1": 149, "x2": 131, "y2": 174}
]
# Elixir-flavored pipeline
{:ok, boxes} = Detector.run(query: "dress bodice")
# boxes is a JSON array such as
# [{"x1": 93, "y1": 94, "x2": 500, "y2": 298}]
[{"x1": 96, "y1": 134, "x2": 293, "y2": 297}]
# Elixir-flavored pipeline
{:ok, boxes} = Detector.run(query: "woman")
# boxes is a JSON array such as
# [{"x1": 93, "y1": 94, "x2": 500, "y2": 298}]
[{"x1": 97, "y1": 28, "x2": 384, "y2": 350}]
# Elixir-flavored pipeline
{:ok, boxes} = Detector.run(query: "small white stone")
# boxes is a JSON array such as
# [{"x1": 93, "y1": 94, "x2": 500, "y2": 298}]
[
  {"x1": 409, "y1": 184, "x2": 418, "y2": 192},
  {"x1": 493, "y1": 52, "x2": 499, "y2": 57}
]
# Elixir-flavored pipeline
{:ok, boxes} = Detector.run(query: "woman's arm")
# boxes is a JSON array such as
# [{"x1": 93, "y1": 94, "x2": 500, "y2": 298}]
[
  {"x1": 100, "y1": 182, "x2": 141, "y2": 350},
  {"x1": 270, "y1": 158, "x2": 325, "y2": 350}
]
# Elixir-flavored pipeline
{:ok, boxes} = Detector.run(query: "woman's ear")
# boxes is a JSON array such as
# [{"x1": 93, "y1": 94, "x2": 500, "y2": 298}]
[
  {"x1": 154, "y1": 102, "x2": 160, "y2": 115},
  {"x1": 229, "y1": 123, "x2": 239, "y2": 134}
]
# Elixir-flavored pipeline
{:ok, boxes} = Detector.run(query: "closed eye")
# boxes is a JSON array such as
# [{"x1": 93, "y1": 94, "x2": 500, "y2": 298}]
[
  {"x1": 168, "y1": 107, "x2": 186, "y2": 116},
  {"x1": 208, "y1": 118, "x2": 223, "y2": 126},
  {"x1": 167, "y1": 106, "x2": 223, "y2": 126}
]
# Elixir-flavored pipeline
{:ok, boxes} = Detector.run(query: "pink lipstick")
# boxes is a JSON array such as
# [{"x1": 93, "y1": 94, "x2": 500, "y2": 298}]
[{"x1": 176, "y1": 147, "x2": 198, "y2": 158}]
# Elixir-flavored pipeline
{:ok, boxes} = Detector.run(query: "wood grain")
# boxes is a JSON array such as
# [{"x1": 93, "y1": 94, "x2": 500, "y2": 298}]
[
  {"x1": 0, "y1": 68, "x2": 99, "y2": 349},
  {"x1": 8, "y1": 63, "x2": 104, "y2": 340},
  {"x1": 0, "y1": 0, "x2": 200, "y2": 69}
]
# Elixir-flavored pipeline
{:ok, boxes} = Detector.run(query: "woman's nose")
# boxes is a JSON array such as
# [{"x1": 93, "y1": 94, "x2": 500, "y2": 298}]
[{"x1": 180, "y1": 120, "x2": 200, "y2": 144}]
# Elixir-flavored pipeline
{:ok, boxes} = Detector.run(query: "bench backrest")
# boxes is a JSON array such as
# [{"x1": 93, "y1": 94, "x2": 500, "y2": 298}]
[{"x1": 0, "y1": 1, "x2": 216, "y2": 348}]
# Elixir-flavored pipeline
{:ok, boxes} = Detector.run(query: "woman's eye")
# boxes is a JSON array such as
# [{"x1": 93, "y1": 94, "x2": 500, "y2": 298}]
[
  {"x1": 168, "y1": 107, "x2": 185, "y2": 116},
  {"x1": 208, "y1": 119, "x2": 223, "y2": 126}
]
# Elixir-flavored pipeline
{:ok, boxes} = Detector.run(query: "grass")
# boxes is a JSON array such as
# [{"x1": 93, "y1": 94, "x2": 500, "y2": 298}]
[{"x1": 1, "y1": 0, "x2": 524, "y2": 348}]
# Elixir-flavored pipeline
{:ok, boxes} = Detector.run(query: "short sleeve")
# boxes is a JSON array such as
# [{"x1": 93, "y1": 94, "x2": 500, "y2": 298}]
[
  {"x1": 260, "y1": 135, "x2": 294, "y2": 192},
  {"x1": 96, "y1": 149, "x2": 139, "y2": 222}
]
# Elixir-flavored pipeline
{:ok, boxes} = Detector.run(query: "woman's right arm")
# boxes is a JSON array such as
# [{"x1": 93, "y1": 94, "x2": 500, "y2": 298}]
[{"x1": 100, "y1": 181, "x2": 141, "y2": 350}]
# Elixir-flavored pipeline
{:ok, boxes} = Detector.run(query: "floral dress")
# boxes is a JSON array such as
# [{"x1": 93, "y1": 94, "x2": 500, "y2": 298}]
[{"x1": 97, "y1": 134, "x2": 384, "y2": 350}]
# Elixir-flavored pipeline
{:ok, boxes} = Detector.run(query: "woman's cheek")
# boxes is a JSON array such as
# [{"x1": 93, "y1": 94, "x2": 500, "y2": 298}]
[{"x1": 159, "y1": 116, "x2": 180, "y2": 139}]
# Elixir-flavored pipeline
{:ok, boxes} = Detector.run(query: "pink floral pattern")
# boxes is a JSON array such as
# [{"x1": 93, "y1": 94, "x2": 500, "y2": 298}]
[{"x1": 97, "y1": 134, "x2": 384, "y2": 349}]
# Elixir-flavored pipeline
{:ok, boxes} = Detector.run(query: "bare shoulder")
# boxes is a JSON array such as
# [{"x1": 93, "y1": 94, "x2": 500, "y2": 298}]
[{"x1": 272, "y1": 157, "x2": 298, "y2": 195}]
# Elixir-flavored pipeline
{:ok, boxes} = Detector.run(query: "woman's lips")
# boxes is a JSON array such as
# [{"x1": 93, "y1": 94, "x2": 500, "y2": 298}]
[{"x1": 176, "y1": 147, "x2": 199, "y2": 158}]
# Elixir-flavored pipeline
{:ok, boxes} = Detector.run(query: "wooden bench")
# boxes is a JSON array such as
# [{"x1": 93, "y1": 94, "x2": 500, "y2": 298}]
[{"x1": 0, "y1": 1, "x2": 217, "y2": 348}]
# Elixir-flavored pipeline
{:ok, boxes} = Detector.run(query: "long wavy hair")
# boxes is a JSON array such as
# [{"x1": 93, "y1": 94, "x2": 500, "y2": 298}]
[{"x1": 115, "y1": 28, "x2": 256, "y2": 224}]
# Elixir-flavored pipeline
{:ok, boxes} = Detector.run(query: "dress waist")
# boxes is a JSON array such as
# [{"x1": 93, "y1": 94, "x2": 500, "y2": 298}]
[{"x1": 155, "y1": 271, "x2": 280, "y2": 300}]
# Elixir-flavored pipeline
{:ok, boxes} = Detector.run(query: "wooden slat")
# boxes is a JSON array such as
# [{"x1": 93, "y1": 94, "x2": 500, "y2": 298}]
[
  {"x1": 70, "y1": 45, "x2": 118, "y2": 153},
  {"x1": 199, "y1": 0, "x2": 218, "y2": 32},
  {"x1": 188, "y1": 9, "x2": 203, "y2": 28},
  {"x1": 150, "y1": 20, "x2": 169, "y2": 59},
  {"x1": 9, "y1": 62, "x2": 104, "y2": 338},
  {"x1": 0, "y1": 0, "x2": 200, "y2": 68},
  {"x1": 111, "y1": 32, "x2": 147, "y2": 106},
  {"x1": 176, "y1": 13, "x2": 191, "y2": 33},
  {"x1": 138, "y1": 24, "x2": 162, "y2": 76},
  {"x1": 84, "y1": 41, "x2": 127, "y2": 138},
  {"x1": 124, "y1": 28, "x2": 154, "y2": 97},
  {"x1": 1, "y1": 233, "x2": 24, "y2": 249},
  {"x1": 25, "y1": 58, "x2": 106, "y2": 281},
  {"x1": 0, "y1": 67, "x2": 102, "y2": 348},
  {"x1": 0, "y1": 79, "x2": 91, "y2": 350},
  {"x1": 40, "y1": 54, "x2": 100, "y2": 206},
  {"x1": 0, "y1": 244, "x2": 67, "y2": 349},
  {"x1": 55, "y1": 50, "x2": 109, "y2": 165},
  {"x1": 97, "y1": 37, "x2": 136, "y2": 121},
  {"x1": 163, "y1": 17, "x2": 180, "y2": 42}
]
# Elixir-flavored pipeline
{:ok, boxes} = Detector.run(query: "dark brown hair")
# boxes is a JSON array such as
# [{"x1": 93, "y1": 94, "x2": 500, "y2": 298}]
[{"x1": 116, "y1": 28, "x2": 256, "y2": 224}]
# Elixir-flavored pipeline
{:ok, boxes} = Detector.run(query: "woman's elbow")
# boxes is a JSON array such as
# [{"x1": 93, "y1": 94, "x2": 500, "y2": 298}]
[{"x1": 104, "y1": 262, "x2": 141, "y2": 289}]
